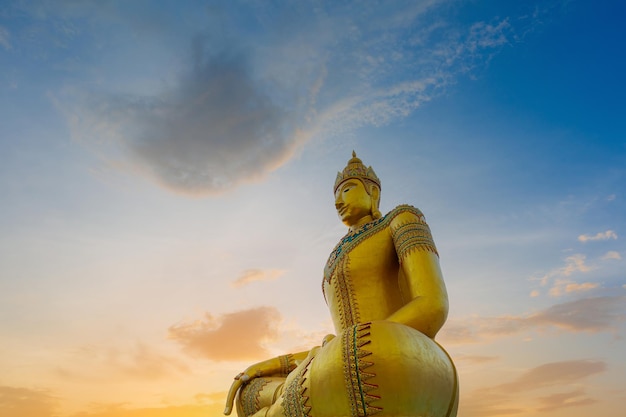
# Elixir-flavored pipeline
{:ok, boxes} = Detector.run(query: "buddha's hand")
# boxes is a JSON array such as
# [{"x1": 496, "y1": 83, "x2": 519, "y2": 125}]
[{"x1": 223, "y1": 364, "x2": 265, "y2": 415}]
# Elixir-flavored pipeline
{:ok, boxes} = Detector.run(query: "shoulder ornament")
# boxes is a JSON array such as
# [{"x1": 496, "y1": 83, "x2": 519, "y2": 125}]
[{"x1": 390, "y1": 205, "x2": 438, "y2": 260}]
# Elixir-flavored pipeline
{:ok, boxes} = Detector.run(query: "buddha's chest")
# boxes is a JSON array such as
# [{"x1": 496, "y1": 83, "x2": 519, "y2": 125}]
[{"x1": 323, "y1": 229, "x2": 403, "y2": 331}]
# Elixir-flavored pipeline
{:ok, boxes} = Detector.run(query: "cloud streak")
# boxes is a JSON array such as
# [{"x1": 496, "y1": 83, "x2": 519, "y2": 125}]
[
  {"x1": 535, "y1": 389, "x2": 597, "y2": 412},
  {"x1": 231, "y1": 269, "x2": 285, "y2": 288},
  {"x1": 462, "y1": 360, "x2": 606, "y2": 416}
]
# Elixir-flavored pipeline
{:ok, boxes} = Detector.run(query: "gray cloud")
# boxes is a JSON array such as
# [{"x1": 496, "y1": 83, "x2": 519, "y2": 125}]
[
  {"x1": 526, "y1": 295, "x2": 626, "y2": 332},
  {"x1": 439, "y1": 295, "x2": 626, "y2": 345},
  {"x1": 62, "y1": 38, "x2": 299, "y2": 195}
]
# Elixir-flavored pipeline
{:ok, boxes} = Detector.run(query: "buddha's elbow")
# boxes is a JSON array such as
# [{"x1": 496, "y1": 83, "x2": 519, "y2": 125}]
[{"x1": 423, "y1": 300, "x2": 448, "y2": 339}]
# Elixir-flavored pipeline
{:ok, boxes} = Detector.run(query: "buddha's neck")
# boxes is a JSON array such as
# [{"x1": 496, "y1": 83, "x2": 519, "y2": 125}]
[{"x1": 349, "y1": 215, "x2": 374, "y2": 233}]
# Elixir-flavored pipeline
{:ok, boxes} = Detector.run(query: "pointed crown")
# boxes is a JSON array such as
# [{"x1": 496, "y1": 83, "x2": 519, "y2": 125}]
[{"x1": 334, "y1": 151, "x2": 381, "y2": 193}]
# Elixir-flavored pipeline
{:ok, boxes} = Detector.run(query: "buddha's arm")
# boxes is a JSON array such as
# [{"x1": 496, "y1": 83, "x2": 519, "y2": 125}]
[
  {"x1": 242, "y1": 350, "x2": 310, "y2": 378},
  {"x1": 386, "y1": 211, "x2": 449, "y2": 338}
]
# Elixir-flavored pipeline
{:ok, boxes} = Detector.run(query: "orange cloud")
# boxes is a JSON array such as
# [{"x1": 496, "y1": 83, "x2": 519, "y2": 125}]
[
  {"x1": 533, "y1": 253, "x2": 596, "y2": 295},
  {"x1": 602, "y1": 251, "x2": 621, "y2": 260},
  {"x1": 0, "y1": 386, "x2": 58, "y2": 417},
  {"x1": 168, "y1": 307, "x2": 282, "y2": 361},
  {"x1": 231, "y1": 269, "x2": 285, "y2": 288},
  {"x1": 548, "y1": 279, "x2": 599, "y2": 297},
  {"x1": 538, "y1": 254, "x2": 594, "y2": 286}
]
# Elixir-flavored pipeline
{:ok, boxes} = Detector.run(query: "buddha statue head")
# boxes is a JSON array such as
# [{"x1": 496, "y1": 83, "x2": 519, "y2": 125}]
[{"x1": 334, "y1": 151, "x2": 382, "y2": 228}]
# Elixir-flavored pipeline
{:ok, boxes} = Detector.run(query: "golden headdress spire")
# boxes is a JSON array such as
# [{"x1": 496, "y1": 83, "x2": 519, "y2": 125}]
[{"x1": 334, "y1": 151, "x2": 381, "y2": 193}]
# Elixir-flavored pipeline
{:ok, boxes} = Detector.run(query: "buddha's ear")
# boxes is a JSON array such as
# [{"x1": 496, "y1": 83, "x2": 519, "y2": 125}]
[
  {"x1": 370, "y1": 185, "x2": 382, "y2": 219},
  {"x1": 370, "y1": 185, "x2": 380, "y2": 204}
]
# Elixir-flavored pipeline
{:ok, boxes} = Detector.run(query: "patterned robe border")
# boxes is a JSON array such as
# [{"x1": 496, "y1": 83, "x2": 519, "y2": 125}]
[
  {"x1": 281, "y1": 355, "x2": 314, "y2": 417},
  {"x1": 240, "y1": 377, "x2": 270, "y2": 417},
  {"x1": 342, "y1": 323, "x2": 382, "y2": 417}
]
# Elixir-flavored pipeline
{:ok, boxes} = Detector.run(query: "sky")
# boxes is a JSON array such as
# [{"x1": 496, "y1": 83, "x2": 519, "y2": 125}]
[{"x1": 1, "y1": 0, "x2": 625, "y2": 416}]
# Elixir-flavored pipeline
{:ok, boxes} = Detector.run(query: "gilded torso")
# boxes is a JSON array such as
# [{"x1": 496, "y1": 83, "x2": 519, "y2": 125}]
[{"x1": 323, "y1": 205, "x2": 435, "y2": 333}]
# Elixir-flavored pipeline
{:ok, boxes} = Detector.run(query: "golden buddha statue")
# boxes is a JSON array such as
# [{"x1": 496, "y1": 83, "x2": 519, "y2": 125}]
[{"x1": 224, "y1": 152, "x2": 458, "y2": 417}]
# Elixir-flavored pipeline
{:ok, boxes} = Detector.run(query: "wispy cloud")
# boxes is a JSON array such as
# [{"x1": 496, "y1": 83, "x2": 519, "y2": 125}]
[
  {"x1": 168, "y1": 307, "x2": 282, "y2": 361},
  {"x1": 308, "y1": 14, "x2": 515, "y2": 137},
  {"x1": 466, "y1": 19, "x2": 511, "y2": 51},
  {"x1": 578, "y1": 230, "x2": 618, "y2": 242},
  {"x1": 231, "y1": 269, "x2": 285, "y2": 288},
  {"x1": 440, "y1": 296, "x2": 626, "y2": 345},
  {"x1": 533, "y1": 249, "x2": 623, "y2": 296},
  {"x1": 538, "y1": 254, "x2": 594, "y2": 286},
  {"x1": 0, "y1": 26, "x2": 10, "y2": 50},
  {"x1": 532, "y1": 253, "x2": 600, "y2": 297}
]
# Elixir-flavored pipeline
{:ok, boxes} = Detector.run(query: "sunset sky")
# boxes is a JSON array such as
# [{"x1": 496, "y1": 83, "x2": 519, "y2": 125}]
[{"x1": 1, "y1": 1, "x2": 625, "y2": 416}]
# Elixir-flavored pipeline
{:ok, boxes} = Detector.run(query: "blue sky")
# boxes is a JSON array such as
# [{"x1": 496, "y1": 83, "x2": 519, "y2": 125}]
[{"x1": 1, "y1": 1, "x2": 625, "y2": 417}]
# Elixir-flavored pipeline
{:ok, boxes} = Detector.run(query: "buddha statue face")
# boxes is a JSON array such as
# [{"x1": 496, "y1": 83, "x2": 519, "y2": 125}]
[
  {"x1": 335, "y1": 179, "x2": 376, "y2": 227},
  {"x1": 334, "y1": 152, "x2": 382, "y2": 228}
]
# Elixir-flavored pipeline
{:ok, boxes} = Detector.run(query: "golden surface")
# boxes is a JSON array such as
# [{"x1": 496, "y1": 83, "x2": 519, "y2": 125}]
[{"x1": 225, "y1": 152, "x2": 458, "y2": 417}]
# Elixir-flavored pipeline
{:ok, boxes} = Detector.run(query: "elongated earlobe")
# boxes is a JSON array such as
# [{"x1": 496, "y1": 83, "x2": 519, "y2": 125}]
[{"x1": 371, "y1": 186, "x2": 382, "y2": 219}]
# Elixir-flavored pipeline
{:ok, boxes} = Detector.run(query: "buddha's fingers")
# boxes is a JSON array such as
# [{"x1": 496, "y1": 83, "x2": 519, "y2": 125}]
[{"x1": 223, "y1": 379, "x2": 243, "y2": 415}]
